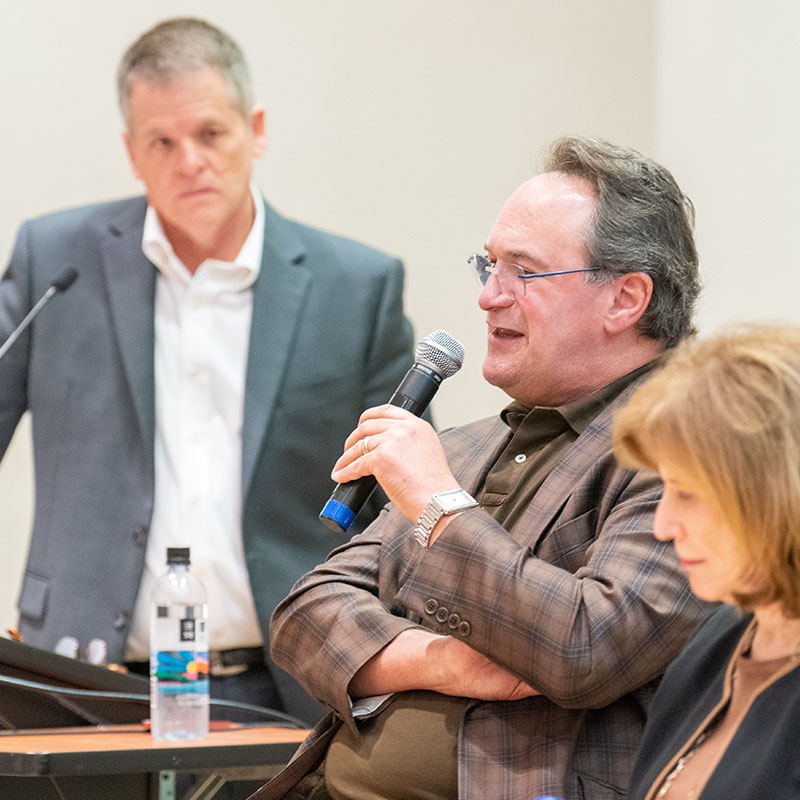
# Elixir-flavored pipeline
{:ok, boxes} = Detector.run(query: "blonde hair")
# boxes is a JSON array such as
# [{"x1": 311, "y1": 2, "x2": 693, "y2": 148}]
[{"x1": 613, "y1": 323, "x2": 800, "y2": 616}]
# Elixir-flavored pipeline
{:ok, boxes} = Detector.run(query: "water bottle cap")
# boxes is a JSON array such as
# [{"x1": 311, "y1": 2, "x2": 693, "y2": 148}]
[{"x1": 166, "y1": 547, "x2": 190, "y2": 565}]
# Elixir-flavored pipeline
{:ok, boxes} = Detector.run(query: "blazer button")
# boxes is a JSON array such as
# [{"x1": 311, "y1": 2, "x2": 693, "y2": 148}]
[
  {"x1": 447, "y1": 613, "x2": 461, "y2": 629},
  {"x1": 435, "y1": 607, "x2": 449, "y2": 624},
  {"x1": 458, "y1": 620, "x2": 471, "y2": 637},
  {"x1": 112, "y1": 611, "x2": 130, "y2": 630},
  {"x1": 131, "y1": 525, "x2": 148, "y2": 547},
  {"x1": 424, "y1": 599, "x2": 439, "y2": 616}
]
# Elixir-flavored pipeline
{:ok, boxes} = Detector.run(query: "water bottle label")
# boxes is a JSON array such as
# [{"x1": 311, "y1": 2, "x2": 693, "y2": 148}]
[{"x1": 154, "y1": 649, "x2": 210, "y2": 689}]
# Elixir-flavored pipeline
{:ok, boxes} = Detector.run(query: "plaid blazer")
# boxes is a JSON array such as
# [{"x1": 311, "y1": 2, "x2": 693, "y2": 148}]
[{"x1": 259, "y1": 377, "x2": 710, "y2": 800}]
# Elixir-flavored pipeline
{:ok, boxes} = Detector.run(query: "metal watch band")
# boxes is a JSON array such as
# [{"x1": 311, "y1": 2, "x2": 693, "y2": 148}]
[{"x1": 413, "y1": 489, "x2": 477, "y2": 548}]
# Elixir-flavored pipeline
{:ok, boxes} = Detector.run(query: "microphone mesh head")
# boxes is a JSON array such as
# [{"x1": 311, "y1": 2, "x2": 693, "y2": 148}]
[{"x1": 416, "y1": 330, "x2": 465, "y2": 378}]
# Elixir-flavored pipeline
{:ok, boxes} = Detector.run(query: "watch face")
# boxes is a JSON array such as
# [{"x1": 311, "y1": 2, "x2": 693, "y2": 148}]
[{"x1": 438, "y1": 489, "x2": 475, "y2": 512}]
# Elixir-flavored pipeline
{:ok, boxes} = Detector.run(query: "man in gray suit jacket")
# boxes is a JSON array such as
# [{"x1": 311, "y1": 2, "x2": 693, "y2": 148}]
[
  {"x1": 257, "y1": 137, "x2": 711, "y2": 799},
  {"x1": 0, "y1": 18, "x2": 416, "y2": 725}
]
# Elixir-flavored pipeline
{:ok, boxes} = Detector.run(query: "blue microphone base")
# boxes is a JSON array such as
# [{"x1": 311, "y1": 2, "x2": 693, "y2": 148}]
[{"x1": 319, "y1": 499, "x2": 355, "y2": 533}]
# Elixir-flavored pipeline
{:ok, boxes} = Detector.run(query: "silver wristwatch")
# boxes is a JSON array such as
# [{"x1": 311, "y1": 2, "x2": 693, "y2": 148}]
[{"x1": 414, "y1": 488, "x2": 478, "y2": 548}]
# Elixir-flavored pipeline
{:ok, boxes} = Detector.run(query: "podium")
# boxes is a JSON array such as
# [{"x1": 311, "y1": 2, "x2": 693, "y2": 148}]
[
  {"x1": 0, "y1": 636, "x2": 149, "y2": 729},
  {"x1": 0, "y1": 638, "x2": 308, "y2": 798}
]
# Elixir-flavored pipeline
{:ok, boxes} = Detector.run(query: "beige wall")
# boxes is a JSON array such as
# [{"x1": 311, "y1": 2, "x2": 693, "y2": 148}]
[
  {"x1": 0, "y1": 1, "x2": 796, "y2": 632},
  {"x1": 654, "y1": 0, "x2": 800, "y2": 333}
]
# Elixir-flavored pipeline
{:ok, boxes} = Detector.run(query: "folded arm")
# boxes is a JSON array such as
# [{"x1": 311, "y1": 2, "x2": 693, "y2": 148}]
[{"x1": 349, "y1": 627, "x2": 536, "y2": 701}]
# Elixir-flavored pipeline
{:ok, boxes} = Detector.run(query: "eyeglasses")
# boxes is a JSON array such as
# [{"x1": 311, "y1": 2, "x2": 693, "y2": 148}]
[{"x1": 468, "y1": 253, "x2": 601, "y2": 296}]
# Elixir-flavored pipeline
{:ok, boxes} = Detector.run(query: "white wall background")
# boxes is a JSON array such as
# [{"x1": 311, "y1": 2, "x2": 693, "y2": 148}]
[
  {"x1": 0, "y1": 0, "x2": 797, "y2": 632},
  {"x1": 655, "y1": 0, "x2": 800, "y2": 333}
]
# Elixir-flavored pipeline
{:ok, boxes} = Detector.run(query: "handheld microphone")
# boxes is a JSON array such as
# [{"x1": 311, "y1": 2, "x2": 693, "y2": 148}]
[
  {"x1": 319, "y1": 329, "x2": 465, "y2": 533},
  {"x1": 0, "y1": 267, "x2": 78, "y2": 362}
]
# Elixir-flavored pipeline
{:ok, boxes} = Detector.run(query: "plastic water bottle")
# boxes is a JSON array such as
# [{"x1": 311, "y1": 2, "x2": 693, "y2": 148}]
[{"x1": 150, "y1": 547, "x2": 209, "y2": 740}]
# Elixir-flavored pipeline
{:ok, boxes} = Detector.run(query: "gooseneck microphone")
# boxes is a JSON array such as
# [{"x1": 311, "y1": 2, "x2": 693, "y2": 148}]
[
  {"x1": 319, "y1": 329, "x2": 465, "y2": 533},
  {"x1": 0, "y1": 268, "x2": 79, "y2": 362}
]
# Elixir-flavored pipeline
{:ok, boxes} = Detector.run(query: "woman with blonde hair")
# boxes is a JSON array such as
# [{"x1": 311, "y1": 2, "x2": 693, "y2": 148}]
[{"x1": 614, "y1": 323, "x2": 800, "y2": 799}]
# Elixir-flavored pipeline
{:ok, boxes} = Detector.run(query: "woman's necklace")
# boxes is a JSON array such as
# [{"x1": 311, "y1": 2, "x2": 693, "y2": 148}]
[{"x1": 654, "y1": 730, "x2": 710, "y2": 799}]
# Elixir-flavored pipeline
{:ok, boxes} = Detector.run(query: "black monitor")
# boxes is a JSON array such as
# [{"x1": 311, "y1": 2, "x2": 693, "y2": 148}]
[{"x1": 0, "y1": 637, "x2": 149, "y2": 730}]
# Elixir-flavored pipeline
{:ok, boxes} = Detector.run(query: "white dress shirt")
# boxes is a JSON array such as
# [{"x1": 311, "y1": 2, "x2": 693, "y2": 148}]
[{"x1": 126, "y1": 187, "x2": 265, "y2": 659}]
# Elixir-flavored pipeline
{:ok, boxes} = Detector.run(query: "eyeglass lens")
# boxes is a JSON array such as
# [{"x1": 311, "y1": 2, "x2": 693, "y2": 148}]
[{"x1": 470, "y1": 254, "x2": 527, "y2": 295}]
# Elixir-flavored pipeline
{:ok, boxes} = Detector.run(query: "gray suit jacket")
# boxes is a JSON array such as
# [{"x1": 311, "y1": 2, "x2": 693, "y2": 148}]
[
  {"x1": 261, "y1": 376, "x2": 710, "y2": 798},
  {"x1": 0, "y1": 195, "x2": 416, "y2": 723}
]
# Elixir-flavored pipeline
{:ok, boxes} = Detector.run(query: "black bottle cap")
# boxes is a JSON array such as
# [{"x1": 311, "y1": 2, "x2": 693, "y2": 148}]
[{"x1": 166, "y1": 547, "x2": 190, "y2": 565}]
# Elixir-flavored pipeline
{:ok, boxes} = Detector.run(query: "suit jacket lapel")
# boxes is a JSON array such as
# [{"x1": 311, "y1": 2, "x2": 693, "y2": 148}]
[
  {"x1": 447, "y1": 411, "x2": 609, "y2": 547},
  {"x1": 443, "y1": 375, "x2": 650, "y2": 549},
  {"x1": 511, "y1": 376, "x2": 648, "y2": 546},
  {"x1": 242, "y1": 201, "x2": 311, "y2": 501},
  {"x1": 444, "y1": 416, "x2": 512, "y2": 493},
  {"x1": 100, "y1": 198, "x2": 156, "y2": 452}
]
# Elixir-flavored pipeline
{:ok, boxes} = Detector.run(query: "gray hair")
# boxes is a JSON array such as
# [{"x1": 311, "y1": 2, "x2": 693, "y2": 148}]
[
  {"x1": 117, "y1": 17, "x2": 253, "y2": 125},
  {"x1": 544, "y1": 135, "x2": 700, "y2": 347}
]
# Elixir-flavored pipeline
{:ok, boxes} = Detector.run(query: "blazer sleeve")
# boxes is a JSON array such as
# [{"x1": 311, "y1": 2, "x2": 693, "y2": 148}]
[
  {"x1": 0, "y1": 222, "x2": 34, "y2": 457},
  {"x1": 269, "y1": 504, "x2": 425, "y2": 722}
]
